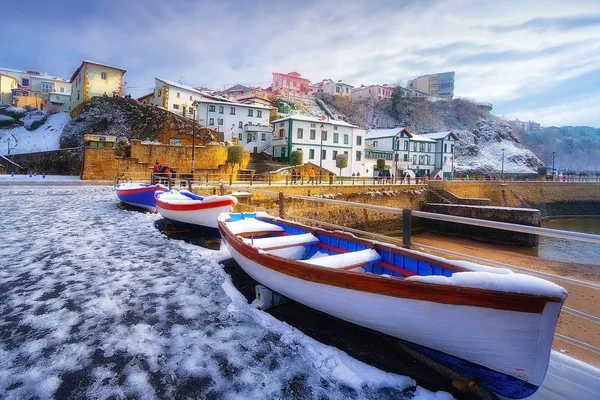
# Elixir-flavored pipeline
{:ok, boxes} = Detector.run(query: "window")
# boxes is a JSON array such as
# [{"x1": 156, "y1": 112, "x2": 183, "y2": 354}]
[
  {"x1": 309, "y1": 149, "x2": 315, "y2": 159},
  {"x1": 427, "y1": 155, "x2": 431, "y2": 164},
  {"x1": 248, "y1": 109, "x2": 254, "y2": 117},
  {"x1": 297, "y1": 128, "x2": 303, "y2": 139},
  {"x1": 336, "y1": 87, "x2": 340, "y2": 93},
  {"x1": 373, "y1": 141, "x2": 378, "y2": 147},
  {"x1": 257, "y1": 110, "x2": 262, "y2": 118},
  {"x1": 176, "y1": 92, "x2": 180, "y2": 99},
  {"x1": 261, "y1": 133, "x2": 266, "y2": 141},
  {"x1": 239, "y1": 121, "x2": 243, "y2": 128},
  {"x1": 77, "y1": 90, "x2": 80, "y2": 101},
  {"x1": 101, "y1": 72, "x2": 107, "y2": 80},
  {"x1": 444, "y1": 144, "x2": 448, "y2": 153},
  {"x1": 188, "y1": 107, "x2": 193, "y2": 114},
  {"x1": 413, "y1": 155, "x2": 417, "y2": 164},
  {"x1": 190, "y1": 96, "x2": 193, "y2": 101},
  {"x1": 333, "y1": 132, "x2": 339, "y2": 143},
  {"x1": 419, "y1": 143, "x2": 426, "y2": 152},
  {"x1": 239, "y1": 133, "x2": 243, "y2": 140},
  {"x1": 60, "y1": 87, "x2": 64, "y2": 93},
  {"x1": 356, "y1": 136, "x2": 362, "y2": 145},
  {"x1": 356, "y1": 151, "x2": 361, "y2": 161},
  {"x1": 419, "y1": 155, "x2": 425, "y2": 164},
  {"x1": 173, "y1": 104, "x2": 180, "y2": 110},
  {"x1": 404, "y1": 141, "x2": 409, "y2": 151},
  {"x1": 230, "y1": 107, "x2": 236, "y2": 115},
  {"x1": 40, "y1": 82, "x2": 53, "y2": 93},
  {"x1": 279, "y1": 122, "x2": 284, "y2": 127},
  {"x1": 22, "y1": 78, "x2": 30, "y2": 86},
  {"x1": 343, "y1": 134, "x2": 349, "y2": 145},
  {"x1": 332, "y1": 150, "x2": 338, "y2": 160},
  {"x1": 428, "y1": 143, "x2": 433, "y2": 152},
  {"x1": 219, "y1": 106, "x2": 224, "y2": 114},
  {"x1": 404, "y1": 154, "x2": 409, "y2": 161},
  {"x1": 310, "y1": 123, "x2": 316, "y2": 128},
  {"x1": 451, "y1": 145, "x2": 454, "y2": 153},
  {"x1": 278, "y1": 128, "x2": 285, "y2": 138},
  {"x1": 158, "y1": 89, "x2": 162, "y2": 97},
  {"x1": 413, "y1": 142, "x2": 418, "y2": 151},
  {"x1": 334, "y1": 125, "x2": 338, "y2": 130},
  {"x1": 218, "y1": 118, "x2": 223, "y2": 125},
  {"x1": 209, "y1": 118, "x2": 214, "y2": 125},
  {"x1": 321, "y1": 131, "x2": 327, "y2": 141},
  {"x1": 209, "y1": 105, "x2": 215, "y2": 112},
  {"x1": 310, "y1": 129, "x2": 316, "y2": 140},
  {"x1": 321, "y1": 149, "x2": 326, "y2": 159}
]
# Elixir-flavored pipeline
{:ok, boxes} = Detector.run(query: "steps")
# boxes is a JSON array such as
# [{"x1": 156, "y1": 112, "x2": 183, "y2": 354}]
[{"x1": 246, "y1": 152, "x2": 289, "y2": 175}]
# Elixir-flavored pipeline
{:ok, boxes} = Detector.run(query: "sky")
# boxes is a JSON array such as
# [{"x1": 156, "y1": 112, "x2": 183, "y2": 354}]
[{"x1": 2, "y1": 0, "x2": 600, "y2": 127}]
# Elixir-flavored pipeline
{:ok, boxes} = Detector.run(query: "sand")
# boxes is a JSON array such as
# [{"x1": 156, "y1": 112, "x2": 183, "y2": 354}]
[{"x1": 412, "y1": 232, "x2": 600, "y2": 367}]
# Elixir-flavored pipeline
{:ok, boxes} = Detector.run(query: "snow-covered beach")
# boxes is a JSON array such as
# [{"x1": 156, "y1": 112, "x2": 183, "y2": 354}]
[{"x1": 0, "y1": 184, "x2": 598, "y2": 399}]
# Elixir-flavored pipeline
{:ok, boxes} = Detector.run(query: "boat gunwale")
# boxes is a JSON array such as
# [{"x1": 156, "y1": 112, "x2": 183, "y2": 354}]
[
  {"x1": 155, "y1": 195, "x2": 237, "y2": 212},
  {"x1": 218, "y1": 217, "x2": 565, "y2": 314}
]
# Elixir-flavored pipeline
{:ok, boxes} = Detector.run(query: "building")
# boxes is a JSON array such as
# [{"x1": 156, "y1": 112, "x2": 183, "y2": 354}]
[
  {"x1": 0, "y1": 67, "x2": 71, "y2": 109},
  {"x1": 270, "y1": 115, "x2": 365, "y2": 176},
  {"x1": 271, "y1": 72, "x2": 312, "y2": 99},
  {"x1": 351, "y1": 84, "x2": 394, "y2": 101},
  {"x1": 312, "y1": 79, "x2": 354, "y2": 96},
  {"x1": 510, "y1": 119, "x2": 541, "y2": 133},
  {"x1": 219, "y1": 84, "x2": 253, "y2": 97},
  {"x1": 150, "y1": 78, "x2": 273, "y2": 152},
  {"x1": 364, "y1": 128, "x2": 456, "y2": 178},
  {"x1": 137, "y1": 92, "x2": 154, "y2": 104},
  {"x1": 0, "y1": 73, "x2": 19, "y2": 104},
  {"x1": 48, "y1": 92, "x2": 71, "y2": 112},
  {"x1": 69, "y1": 60, "x2": 127, "y2": 111},
  {"x1": 407, "y1": 72, "x2": 455, "y2": 99}
]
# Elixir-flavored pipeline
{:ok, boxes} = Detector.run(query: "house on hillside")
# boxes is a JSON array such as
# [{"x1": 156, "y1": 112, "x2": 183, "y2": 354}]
[
  {"x1": 407, "y1": 72, "x2": 455, "y2": 100},
  {"x1": 137, "y1": 92, "x2": 154, "y2": 104},
  {"x1": 48, "y1": 92, "x2": 71, "y2": 112},
  {"x1": 351, "y1": 84, "x2": 394, "y2": 101},
  {"x1": 323, "y1": 79, "x2": 354, "y2": 96},
  {"x1": 271, "y1": 115, "x2": 365, "y2": 176},
  {"x1": 0, "y1": 67, "x2": 71, "y2": 109},
  {"x1": 271, "y1": 72, "x2": 312, "y2": 99},
  {"x1": 220, "y1": 84, "x2": 253, "y2": 97},
  {"x1": 0, "y1": 73, "x2": 19, "y2": 104},
  {"x1": 365, "y1": 128, "x2": 456, "y2": 178},
  {"x1": 69, "y1": 60, "x2": 127, "y2": 111}
]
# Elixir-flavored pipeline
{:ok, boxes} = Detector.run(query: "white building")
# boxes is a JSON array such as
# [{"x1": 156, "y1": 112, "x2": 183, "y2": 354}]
[
  {"x1": 351, "y1": 84, "x2": 394, "y2": 101},
  {"x1": 0, "y1": 67, "x2": 71, "y2": 96},
  {"x1": 151, "y1": 78, "x2": 273, "y2": 152},
  {"x1": 365, "y1": 128, "x2": 457, "y2": 178},
  {"x1": 271, "y1": 115, "x2": 365, "y2": 176},
  {"x1": 316, "y1": 79, "x2": 354, "y2": 96}
]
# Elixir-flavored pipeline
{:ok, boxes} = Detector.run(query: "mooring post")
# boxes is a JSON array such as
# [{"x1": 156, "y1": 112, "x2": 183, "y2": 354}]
[
  {"x1": 229, "y1": 174, "x2": 233, "y2": 186},
  {"x1": 168, "y1": 176, "x2": 172, "y2": 190},
  {"x1": 188, "y1": 179, "x2": 192, "y2": 192},
  {"x1": 402, "y1": 208, "x2": 412, "y2": 248},
  {"x1": 220, "y1": 184, "x2": 224, "y2": 196},
  {"x1": 278, "y1": 192, "x2": 284, "y2": 218}
]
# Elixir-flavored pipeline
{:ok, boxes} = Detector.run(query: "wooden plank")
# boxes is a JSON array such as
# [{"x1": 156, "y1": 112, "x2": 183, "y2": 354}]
[
  {"x1": 376, "y1": 261, "x2": 417, "y2": 277},
  {"x1": 261, "y1": 241, "x2": 317, "y2": 251}
]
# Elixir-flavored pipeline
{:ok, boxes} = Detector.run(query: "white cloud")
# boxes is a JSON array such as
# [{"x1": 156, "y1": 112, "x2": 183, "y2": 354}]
[{"x1": 504, "y1": 94, "x2": 600, "y2": 126}]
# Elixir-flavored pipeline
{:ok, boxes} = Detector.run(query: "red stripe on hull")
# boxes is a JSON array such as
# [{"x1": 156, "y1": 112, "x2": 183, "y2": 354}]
[
  {"x1": 117, "y1": 187, "x2": 163, "y2": 195},
  {"x1": 156, "y1": 199, "x2": 236, "y2": 212}
]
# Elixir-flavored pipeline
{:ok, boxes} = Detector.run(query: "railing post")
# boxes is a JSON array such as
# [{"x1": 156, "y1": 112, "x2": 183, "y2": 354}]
[
  {"x1": 402, "y1": 208, "x2": 412, "y2": 248},
  {"x1": 188, "y1": 179, "x2": 192, "y2": 192},
  {"x1": 229, "y1": 174, "x2": 233, "y2": 186},
  {"x1": 168, "y1": 176, "x2": 172, "y2": 190},
  {"x1": 220, "y1": 184, "x2": 224, "y2": 196},
  {"x1": 269, "y1": 173, "x2": 272, "y2": 186},
  {"x1": 286, "y1": 175, "x2": 289, "y2": 186},
  {"x1": 279, "y1": 192, "x2": 285, "y2": 218}
]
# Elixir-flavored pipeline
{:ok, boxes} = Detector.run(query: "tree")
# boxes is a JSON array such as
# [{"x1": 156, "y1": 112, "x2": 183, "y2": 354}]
[
  {"x1": 289, "y1": 150, "x2": 303, "y2": 166},
  {"x1": 376, "y1": 158, "x2": 386, "y2": 171},
  {"x1": 537, "y1": 166, "x2": 548, "y2": 177},
  {"x1": 336, "y1": 153, "x2": 348, "y2": 176},
  {"x1": 115, "y1": 137, "x2": 131, "y2": 157},
  {"x1": 227, "y1": 145, "x2": 243, "y2": 173}
]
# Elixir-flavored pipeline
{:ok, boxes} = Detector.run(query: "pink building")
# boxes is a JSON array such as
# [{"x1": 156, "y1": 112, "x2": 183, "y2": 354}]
[{"x1": 271, "y1": 71, "x2": 311, "y2": 99}]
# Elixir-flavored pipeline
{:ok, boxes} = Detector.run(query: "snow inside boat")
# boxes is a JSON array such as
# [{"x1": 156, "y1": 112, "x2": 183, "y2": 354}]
[
  {"x1": 115, "y1": 182, "x2": 166, "y2": 212},
  {"x1": 217, "y1": 212, "x2": 568, "y2": 400},
  {"x1": 155, "y1": 189, "x2": 237, "y2": 235}
]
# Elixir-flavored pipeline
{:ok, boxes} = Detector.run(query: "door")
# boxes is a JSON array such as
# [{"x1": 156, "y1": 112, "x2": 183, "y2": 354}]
[{"x1": 253, "y1": 146, "x2": 258, "y2": 154}]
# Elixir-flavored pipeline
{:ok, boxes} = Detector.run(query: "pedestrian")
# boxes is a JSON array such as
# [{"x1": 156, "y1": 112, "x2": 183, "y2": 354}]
[
  {"x1": 161, "y1": 162, "x2": 171, "y2": 184},
  {"x1": 378, "y1": 170, "x2": 383, "y2": 184},
  {"x1": 153, "y1": 160, "x2": 162, "y2": 184},
  {"x1": 308, "y1": 167, "x2": 316, "y2": 185},
  {"x1": 407, "y1": 174, "x2": 411, "y2": 185}
]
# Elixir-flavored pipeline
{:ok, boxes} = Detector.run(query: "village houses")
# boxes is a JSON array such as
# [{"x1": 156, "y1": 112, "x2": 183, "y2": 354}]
[
  {"x1": 69, "y1": 60, "x2": 127, "y2": 111},
  {"x1": 311, "y1": 79, "x2": 354, "y2": 96},
  {"x1": 271, "y1": 72, "x2": 312, "y2": 100},
  {"x1": 0, "y1": 67, "x2": 71, "y2": 109},
  {"x1": 351, "y1": 84, "x2": 394, "y2": 101}
]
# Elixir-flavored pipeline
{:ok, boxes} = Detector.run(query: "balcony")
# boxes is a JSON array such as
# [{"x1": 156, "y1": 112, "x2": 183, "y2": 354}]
[{"x1": 244, "y1": 123, "x2": 273, "y2": 133}]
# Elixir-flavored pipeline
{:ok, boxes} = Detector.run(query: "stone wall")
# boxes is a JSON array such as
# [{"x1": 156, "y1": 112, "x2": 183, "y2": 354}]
[
  {"x1": 6, "y1": 149, "x2": 81, "y2": 175},
  {"x1": 422, "y1": 203, "x2": 541, "y2": 247}
]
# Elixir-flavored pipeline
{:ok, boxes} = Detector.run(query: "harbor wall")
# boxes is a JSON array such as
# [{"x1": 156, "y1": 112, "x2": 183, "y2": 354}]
[{"x1": 5, "y1": 149, "x2": 81, "y2": 175}]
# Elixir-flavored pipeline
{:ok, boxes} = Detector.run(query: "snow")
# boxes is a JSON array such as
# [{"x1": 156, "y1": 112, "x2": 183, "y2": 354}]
[
  {"x1": 156, "y1": 189, "x2": 237, "y2": 206},
  {"x1": 5, "y1": 106, "x2": 26, "y2": 116},
  {"x1": 407, "y1": 270, "x2": 567, "y2": 298},
  {"x1": 301, "y1": 248, "x2": 381, "y2": 269},
  {"x1": 0, "y1": 112, "x2": 71, "y2": 155},
  {"x1": 366, "y1": 128, "x2": 405, "y2": 139},
  {"x1": 243, "y1": 232, "x2": 319, "y2": 249},
  {"x1": 22, "y1": 110, "x2": 47, "y2": 129},
  {"x1": 224, "y1": 217, "x2": 284, "y2": 235},
  {"x1": 0, "y1": 115, "x2": 13, "y2": 122},
  {"x1": 0, "y1": 184, "x2": 451, "y2": 399}
]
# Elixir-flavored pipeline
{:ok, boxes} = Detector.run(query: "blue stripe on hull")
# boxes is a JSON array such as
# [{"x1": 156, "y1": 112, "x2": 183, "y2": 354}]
[
  {"x1": 117, "y1": 191, "x2": 157, "y2": 211},
  {"x1": 162, "y1": 217, "x2": 221, "y2": 237},
  {"x1": 405, "y1": 342, "x2": 539, "y2": 399}
]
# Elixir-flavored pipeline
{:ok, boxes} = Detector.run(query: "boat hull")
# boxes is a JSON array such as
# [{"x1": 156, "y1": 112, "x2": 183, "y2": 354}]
[
  {"x1": 156, "y1": 197, "x2": 236, "y2": 234},
  {"x1": 115, "y1": 184, "x2": 164, "y2": 212},
  {"x1": 219, "y1": 220, "x2": 564, "y2": 399}
]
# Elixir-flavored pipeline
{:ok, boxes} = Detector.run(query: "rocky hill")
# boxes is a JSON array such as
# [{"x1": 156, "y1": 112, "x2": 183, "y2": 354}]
[
  {"x1": 317, "y1": 92, "x2": 543, "y2": 174},
  {"x1": 60, "y1": 97, "x2": 212, "y2": 153}
]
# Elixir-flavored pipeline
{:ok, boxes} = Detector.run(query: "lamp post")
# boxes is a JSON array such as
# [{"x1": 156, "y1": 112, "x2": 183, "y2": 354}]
[
  {"x1": 501, "y1": 148, "x2": 505, "y2": 181},
  {"x1": 191, "y1": 101, "x2": 198, "y2": 174},
  {"x1": 552, "y1": 151, "x2": 556, "y2": 179},
  {"x1": 319, "y1": 123, "x2": 325, "y2": 184}
]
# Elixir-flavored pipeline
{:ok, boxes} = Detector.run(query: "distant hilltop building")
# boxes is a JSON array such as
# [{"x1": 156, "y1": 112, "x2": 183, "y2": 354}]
[
  {"x1": 69, "y1": 60, "x2": 127, "y2": 112},
  {"x1": 407, "y1": 72, "x2": 455, "y2": 100},
  {"x1": 0, "y1": 66, "x2": 71, "y2": 109},
  {"x1": 311, "y1": 79, "x2": 354, "y2": 97},
  {"x1": 509, "y1": 119, "x2": 541, "y2": 133},
  {"x1": 271, "y1": 71, "x2": 312, "y2": 99},
  {"x1": 351, "y1": 84, "x2": 394, "y2": 101}
]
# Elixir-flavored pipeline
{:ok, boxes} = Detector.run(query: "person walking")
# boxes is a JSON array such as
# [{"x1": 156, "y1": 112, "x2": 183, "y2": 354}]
[{"x1": 308, "y1": 168, "x2": 316, "y2": 185}]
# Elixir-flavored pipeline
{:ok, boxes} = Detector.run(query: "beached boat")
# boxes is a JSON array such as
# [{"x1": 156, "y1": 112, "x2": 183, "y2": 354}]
[
  {"x1": 115, "y1": 182, "x2": 166, "y2": 212},
  {"x1": 218, "y1": 212, "x2": 568, "y2": 399},
  {"x1": 155, "y1": 189, "x2": 237, "y2": 235}
]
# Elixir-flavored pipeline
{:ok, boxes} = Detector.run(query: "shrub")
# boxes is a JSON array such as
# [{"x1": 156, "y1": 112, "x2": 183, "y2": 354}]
[
  {"x1": 289, "y1": 150, "x2": 303, "y2": 166},
  {"x1": 227, "y1": 145, "x2": 244, "y2": 173},
  {"x1": 336, "y1": 153, "x2": 348, "y2": 176},
  {"x1": 0, "y1": 115, "x2": 15, "y2": 127},
  {"x1": 4, "y1": 106, "x2": 27, "y2": 119},
  {"x1": 115, "y1": 137, "x2": 131, "y2": 157},
  {"x1": 376, "y1": 158, "x2": 386, "y2": 170}
]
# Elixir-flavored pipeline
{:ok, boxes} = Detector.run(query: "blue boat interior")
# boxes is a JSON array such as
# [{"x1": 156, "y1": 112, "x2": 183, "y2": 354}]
[
  {"x1": 181, "y1": 191, "x2": 204, "y2": 201},
  {"x1": 230, "y1": 213, "x2": 455, "y2": 279}
]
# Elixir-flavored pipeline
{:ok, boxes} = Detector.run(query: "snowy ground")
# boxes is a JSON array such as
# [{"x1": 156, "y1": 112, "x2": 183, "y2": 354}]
[
  {"x1": 0, "y1": 185, "x2": 452, "y2": 399},
  {"x1": 0, "y1": 112, "x2": 71, "y2": 156}
]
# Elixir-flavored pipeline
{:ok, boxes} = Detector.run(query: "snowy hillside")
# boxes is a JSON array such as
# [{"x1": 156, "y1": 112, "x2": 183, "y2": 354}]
[{"x1": 0, "y1": 112, "x2": 71, "y2": 156}]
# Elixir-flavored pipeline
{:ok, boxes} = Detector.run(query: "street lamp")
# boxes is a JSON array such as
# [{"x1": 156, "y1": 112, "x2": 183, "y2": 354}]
[
  {"x1": 191, "y1": 101, "x2": 198, "y2": 174},
  {"x1": 552, "y1": 151, "x2": 556, "y2": 179},
  {"x1": 501, "y1": 148, "x2": 505, "y2": 181},
  {"x1": 319, "y1": 123, "x2": 325, "y2": 184}
]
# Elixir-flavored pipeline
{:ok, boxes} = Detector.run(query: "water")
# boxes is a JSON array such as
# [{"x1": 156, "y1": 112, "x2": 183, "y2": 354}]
[{"x1": 538, "y1": 218, "x2": 600, "y2": 265}]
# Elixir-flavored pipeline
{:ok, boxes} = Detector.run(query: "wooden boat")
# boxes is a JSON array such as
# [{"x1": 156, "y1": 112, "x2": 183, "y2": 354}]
[
  {"x1": 115, "y1": 182, "x2": 166, "y2": 212},
  {"x1": 218, "y1": 212, "x2": 568, "y2": 399},
  {"x1": 155, "y1": 189, "x2": 237, "y2": 235}
]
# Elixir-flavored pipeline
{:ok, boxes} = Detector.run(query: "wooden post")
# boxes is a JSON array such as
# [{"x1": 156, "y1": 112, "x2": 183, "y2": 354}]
[
  {"x1": 402, "y1": 208, "x2": 411, "y2": 248},
  {"x1": 279, "y1": 192, "x2": 284, "y2": 218},
  {"x1": 269, "y1": 173, "x2": 272, "y2": 186},
  {"x1": 229, "y1": 174, "x2": 233, "y2": 186},
  {"x1": 220, "y1": 183, "x2": 224, "y2": 196},
  {"x1": 285, "y1": 175, "x2": 289, "y2": 186},
  {"x1": 168, "y1": 176, "x2": 172, "y2": 190},
  {"x1": 188, "y1": 180, "x2": 192, "y2": 192}
]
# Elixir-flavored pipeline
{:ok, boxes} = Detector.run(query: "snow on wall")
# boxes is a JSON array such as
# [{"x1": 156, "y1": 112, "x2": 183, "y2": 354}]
[{"x1": 0, "y1": 112, "x2": 71, "y2": 155}]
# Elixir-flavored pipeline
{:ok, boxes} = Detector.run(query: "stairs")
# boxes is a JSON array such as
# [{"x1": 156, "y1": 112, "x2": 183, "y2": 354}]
[{"x1": 246, "y1": 152, "x2": 289, "y2": 175}]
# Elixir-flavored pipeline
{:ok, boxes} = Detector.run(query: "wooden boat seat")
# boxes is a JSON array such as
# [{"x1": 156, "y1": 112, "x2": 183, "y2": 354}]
[
  {"x1": 300, "y1": 249, "x2": 381, "y2": 271},
  {"x1": 242, "y1": 233, "x2": 319, "y2": 251}
]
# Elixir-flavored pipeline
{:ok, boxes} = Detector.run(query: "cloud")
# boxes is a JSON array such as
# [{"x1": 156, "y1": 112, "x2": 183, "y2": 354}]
[{"x1": 488, "y1": 15, "x2": 600, "y2": 33}]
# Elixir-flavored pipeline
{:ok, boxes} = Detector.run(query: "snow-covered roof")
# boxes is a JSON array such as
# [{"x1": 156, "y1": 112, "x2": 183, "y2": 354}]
[
  {"x1": 409, "y1": 134, "x2": 437, "y2": 143},
  {"x1": 70, "y1": 60, "x2": 127, "y2": 82},
  {"x1": 30, "y1": 74, "x2": 70, "y2": 83},
  {"x1": 419, "y1": 131, "x2": 457, "y2": 140},
  {"x1": 156, "y1": 78, "x2": 204, "y2": 95},
  {"x1": 366, "y1": 128, "x2": 410, "y2": 139},
  {"x1": 0, "y1": 72, "x2": 18, "y2": 81},
  {"x1": 137, "y1": 92, "x2": 154, "y2": 101},
  {"x1": 271, "y1": 115, "x2": 356, "y2": 128}
]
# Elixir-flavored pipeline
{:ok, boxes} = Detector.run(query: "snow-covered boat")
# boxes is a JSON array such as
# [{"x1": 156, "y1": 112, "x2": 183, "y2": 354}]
[
  {"x1": 217, "y1": 212, "x2": 568, "y2": 399},
  {"x1": 155, "y1": 189, "x2": 237, "y2": 235},
  {"x1": 115, "y1": 183, "x2": 166, "y2": 212}
]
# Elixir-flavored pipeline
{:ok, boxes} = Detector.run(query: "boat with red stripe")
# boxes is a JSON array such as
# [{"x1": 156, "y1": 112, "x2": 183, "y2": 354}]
[
  {"x1": 155, "y1": 189, "x2": 237, "y2": 235},
  {"x1": 217, "y1": 212, "x2": 568, "y2": 400},
  {"x1": 115, "y1": 183, "x2": 166, "y2": 212}
]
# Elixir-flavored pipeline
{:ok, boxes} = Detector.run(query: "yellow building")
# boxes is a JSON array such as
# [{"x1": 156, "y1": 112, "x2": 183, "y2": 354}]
[
  {"x1": 0, "y1": 73, "x2": 19, "y2": 104},
  {"x1": 69, "y1": 60, "x2": 127, "y2": 112}
]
